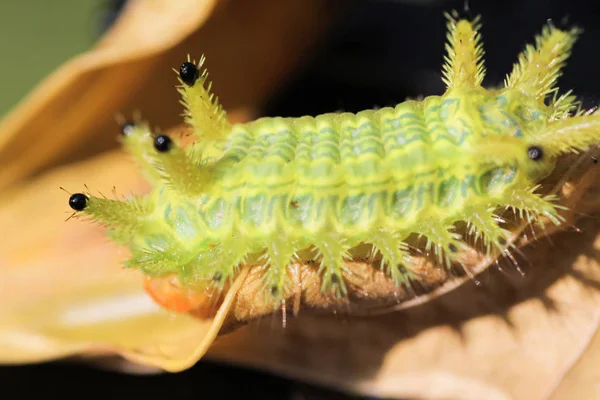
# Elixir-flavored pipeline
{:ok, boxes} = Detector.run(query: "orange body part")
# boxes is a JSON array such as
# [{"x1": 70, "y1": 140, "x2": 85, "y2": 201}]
[{"x1": 143, "y1": 275, "x2": 225, "y2": 318}]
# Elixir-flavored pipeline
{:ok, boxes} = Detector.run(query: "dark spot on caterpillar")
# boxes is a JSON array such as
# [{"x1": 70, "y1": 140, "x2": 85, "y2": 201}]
[
  {"x1": 121, "y1": 121, "x2": 135, "y2": 136},
  {"x1": 527, "y1": 145, "x2": 543, "y2": 161},
  {"x1": 448, "y1": 243, "x2": 458, "y2": 253},
  {"x1": 270, "y1": 286, "x2": 278, "y2": 296},
  {"x1": 498, "y1": 236, "x2": 507, "y2": 246},
  {"x1": 213, "y1": 272, "x2": 222, "y2": 282},
  {"x1": 179, "y1": 61, "x2": 199, "y2": 86},
  {"x1": 290, "y1": 200, "x2": 299, "y2": 209},
  {"x1": 69, "y1": 193, "x2": 88, "y2": 211},
  {"x1": 154, "y1": 134, "x2": 173, "y2": 153},
  {"x1": 331, "y1": 274, "x2": 339, "y2": 284},
  {"x1": 307, "y1": 259, "x2": 314, "y2": 264}
]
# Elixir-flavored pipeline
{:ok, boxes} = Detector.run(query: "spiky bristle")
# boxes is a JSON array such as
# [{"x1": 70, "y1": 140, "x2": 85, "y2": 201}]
[
  {"x1": 177, "y1": 55, "x2": 231, "y2": 142},
  {"x1": 530, "y1": 112, "x2": 600, "y2": 157},
  {"x1": 442, "y1": 10, "x2": 486, "y2": 90},
  {"x1": 505, "y1": 23, "x2": 581, "y2": 100}
]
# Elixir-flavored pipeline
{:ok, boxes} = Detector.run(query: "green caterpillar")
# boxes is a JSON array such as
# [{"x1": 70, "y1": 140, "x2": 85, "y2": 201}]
[{"x1": 67, "y1": 11, "x2": 600, "y2": 308}]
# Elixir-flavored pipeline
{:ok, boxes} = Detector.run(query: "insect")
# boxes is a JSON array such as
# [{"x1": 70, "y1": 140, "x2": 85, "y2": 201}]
[{"x1": 67, "y1": 10, "x2": 600, "y2": 313}]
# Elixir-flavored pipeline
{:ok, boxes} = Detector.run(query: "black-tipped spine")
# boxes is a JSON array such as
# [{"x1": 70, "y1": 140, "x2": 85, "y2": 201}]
[
  {"x1": 154, "y1": 134, "x2": 173, "y2": 153},
  {"x1": 179, "y1": 61, "x2": 199, "y2": 86},
  {"x1": 69, "y1": 193, "x2": 88, "y2": 211}
]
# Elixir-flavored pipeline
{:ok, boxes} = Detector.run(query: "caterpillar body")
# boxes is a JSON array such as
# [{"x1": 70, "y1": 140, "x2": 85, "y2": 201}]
[{"x1": 68, "y1": 12, "x2": 600, "y2": 312}]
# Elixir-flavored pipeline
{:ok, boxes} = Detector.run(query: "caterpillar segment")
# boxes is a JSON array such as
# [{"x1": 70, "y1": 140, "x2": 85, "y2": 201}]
[{"x1": 68, "y1": 12, "x2": 600, "y2": 312}]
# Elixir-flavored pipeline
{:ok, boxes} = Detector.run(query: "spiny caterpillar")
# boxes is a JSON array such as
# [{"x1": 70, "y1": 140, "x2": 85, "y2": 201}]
[{"x1": 67, "y1": 11, "x2": 600, "y2": 312}]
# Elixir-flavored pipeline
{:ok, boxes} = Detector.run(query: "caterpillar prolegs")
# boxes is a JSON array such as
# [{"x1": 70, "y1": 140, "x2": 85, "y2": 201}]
[{"x1": 67, "y1": 11, "x2": 600, "y2": 315}]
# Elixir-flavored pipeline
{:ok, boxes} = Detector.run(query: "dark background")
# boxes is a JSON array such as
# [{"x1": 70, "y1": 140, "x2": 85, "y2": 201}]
[{"x1": 2, "y1": 0, "x2": 600, "y2": 399}]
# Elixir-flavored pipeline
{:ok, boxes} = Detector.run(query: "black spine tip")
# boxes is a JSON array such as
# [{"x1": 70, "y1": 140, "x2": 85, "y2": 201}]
[
  {"x1": 154, "y1": 134, "x2": 173, "y2": 152},
  {"x1": 528, "y1": 146, "x2": 544, "y2": 161},
  {"x1": 179, "y1": 61, "x2": 199, "y2": 86},
  {"x1": 69, "y1": 193, "x2": 88, "y2": 211},
  {"x1": 121, "y1": 121, "x2": 135, "y2": 136}
]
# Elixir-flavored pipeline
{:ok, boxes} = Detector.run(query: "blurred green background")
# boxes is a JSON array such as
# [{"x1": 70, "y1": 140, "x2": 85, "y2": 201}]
[{"x1": 0, "y1": 1, "x2": 113, "y2": 118}]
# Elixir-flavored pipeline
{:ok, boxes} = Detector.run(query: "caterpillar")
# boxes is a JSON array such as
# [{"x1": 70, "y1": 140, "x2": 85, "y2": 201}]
[{"x1": 67, "y1": 10, "x2": 600, "y2": 315}]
